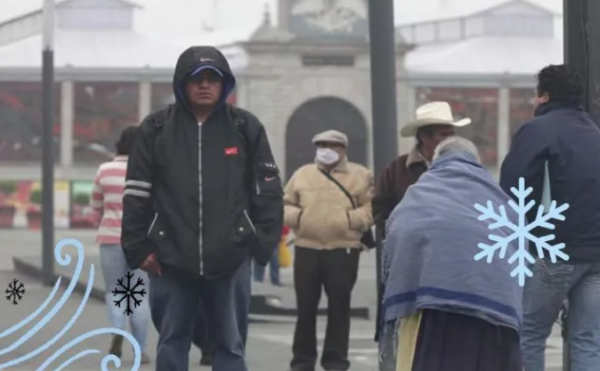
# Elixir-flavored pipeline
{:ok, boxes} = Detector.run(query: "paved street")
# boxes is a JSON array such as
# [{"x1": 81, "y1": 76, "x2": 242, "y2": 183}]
[{"x1": 0, "y1": 229, "x2": 564, "y2": 370}]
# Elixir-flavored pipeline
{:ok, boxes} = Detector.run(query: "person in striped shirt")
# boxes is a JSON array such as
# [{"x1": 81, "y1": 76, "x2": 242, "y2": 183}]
[{"x1": 91, "y1": 126, "x2": 151, "y2": 364}]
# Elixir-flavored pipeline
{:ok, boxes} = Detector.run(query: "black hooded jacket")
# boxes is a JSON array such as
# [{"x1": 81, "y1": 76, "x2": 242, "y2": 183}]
[{"x1": 121, "y1": 46, "x2": 283, "y2": 279}]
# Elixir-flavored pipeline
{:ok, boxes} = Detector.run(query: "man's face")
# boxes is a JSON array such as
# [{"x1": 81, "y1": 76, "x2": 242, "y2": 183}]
[
  {"x1": 316, "y1": 142, "x2": 346, "y2": 157},
  {"x1": 420, "y1": 125, "x2": 455, "y2": 152},
  {"x1": 185, "y1": 70, "x2": 223, "y2": 107}
]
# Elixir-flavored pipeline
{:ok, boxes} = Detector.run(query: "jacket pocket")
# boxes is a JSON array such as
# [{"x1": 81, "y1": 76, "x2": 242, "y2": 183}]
[
  {"x1": 243, "y1": 209, "x2": 257, "y2": 235},
  {"x1": 233, "y1": 209, "x2": 257, "y2": 246},
  {"x1": 146, "y1": 213, "x2": 183, "y2": 268},
  {"x1": 147, "y1": 213, "x2": 158, "y2": 236},
  {"x1": 255, "y1": 162, "x2": 283, "y2": 196}
]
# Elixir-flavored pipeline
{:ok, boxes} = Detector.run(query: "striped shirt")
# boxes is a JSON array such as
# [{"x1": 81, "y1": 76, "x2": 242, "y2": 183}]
[{"x1": 91, "y1": 155, "x2": 128, "y2": 245}]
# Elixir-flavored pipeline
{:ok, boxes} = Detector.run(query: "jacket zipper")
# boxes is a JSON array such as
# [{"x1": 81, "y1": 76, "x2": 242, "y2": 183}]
[
  {"x1": 243, "y1": 209, "x2": 257, "y2": 234},
  {"x1": 197, "y1": 123, "x2": 204, "y2": 276},
  {"x1": 147, "y1": 213, "x2": 158, "y2": 236}
]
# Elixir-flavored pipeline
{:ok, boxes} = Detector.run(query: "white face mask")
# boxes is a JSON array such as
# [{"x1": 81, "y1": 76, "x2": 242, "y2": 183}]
[{"x1": 315, "y1": 148, "x2": 340, "y2": 165}]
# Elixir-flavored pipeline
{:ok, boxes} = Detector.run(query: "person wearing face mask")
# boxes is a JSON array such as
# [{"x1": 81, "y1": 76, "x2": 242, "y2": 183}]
[{"x1": 283, "y1": 129, "x2": 374, "y2": 371}]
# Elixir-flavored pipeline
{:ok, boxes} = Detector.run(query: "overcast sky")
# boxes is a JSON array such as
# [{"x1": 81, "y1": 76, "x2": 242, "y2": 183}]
[
  {"x1": 1, "y1": 0, "x2": 564, "y2": 40},
  {"x1": 133, "y1": 0, "x2": 563, "y2": 39},
  {"x1": 134, "y1": 0, "x2": 277, "y2": 38}
]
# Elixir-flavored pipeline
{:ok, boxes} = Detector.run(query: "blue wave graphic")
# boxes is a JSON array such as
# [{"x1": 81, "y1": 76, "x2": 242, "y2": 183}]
[{"x1": 0, "y1": 238, "x2": 142, "y2": 370}]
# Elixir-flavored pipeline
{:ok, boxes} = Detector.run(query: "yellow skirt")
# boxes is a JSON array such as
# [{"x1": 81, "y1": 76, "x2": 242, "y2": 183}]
[{"x1": 395, "y1": 311, "x2": 423, "y2": 371}]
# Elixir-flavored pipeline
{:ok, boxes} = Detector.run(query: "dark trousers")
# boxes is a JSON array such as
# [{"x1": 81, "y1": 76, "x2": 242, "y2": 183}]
[
  {"x1": 149, "y1": 264, "x2": 248, "y2": 371},
  {"x1": 410, "y1": 309, "x2": 522, "y2": 371},
  {"x1": 192, "y1": 258, "x2": 251, "y2": 355},
  {"x1": 291, "y1": 247, "x2": 360, "y2": 371},
  {"x1": 192, "y1": 302, "x2": 211, "y2": 355}
]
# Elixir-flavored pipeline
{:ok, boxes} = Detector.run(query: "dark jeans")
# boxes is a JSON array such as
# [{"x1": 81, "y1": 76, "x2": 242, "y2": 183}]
[
  {"x1": 291, "y1": 247, "x2": 360, "y2": 371},
  {"x1": 149, "y1": 263, "x2": 248, "y2": 371},
  {"x1": 192, "y1": 258, "x2": 252, "y2": 354},
  {"x1": 192, "y1": 302, "x2": 211, "y2": 355}
]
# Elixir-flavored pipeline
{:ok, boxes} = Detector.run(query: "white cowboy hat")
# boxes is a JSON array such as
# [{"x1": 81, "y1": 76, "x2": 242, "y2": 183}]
[{"x1": 400, "y1": 101, "x2": 472, "y2": 138}]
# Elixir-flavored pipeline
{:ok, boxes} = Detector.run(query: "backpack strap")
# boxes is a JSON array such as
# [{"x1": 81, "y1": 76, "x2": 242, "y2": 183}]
[{"x1": 229, "y1": 105, "x2": 256, "y2": 164}]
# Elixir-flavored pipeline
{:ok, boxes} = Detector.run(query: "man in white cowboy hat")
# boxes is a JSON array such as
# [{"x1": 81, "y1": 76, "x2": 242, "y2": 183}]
[
  {"x1": 371, "y1": 101, "x2": 471, "y2": 370},
  {"x1": 283, "y1": 129, "x2": 374, "y2": 371}
]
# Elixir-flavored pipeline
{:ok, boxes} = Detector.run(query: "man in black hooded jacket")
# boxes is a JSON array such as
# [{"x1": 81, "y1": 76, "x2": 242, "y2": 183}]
[{"x1": 121, "y1": 46, "x2": 283, "y2": 371}]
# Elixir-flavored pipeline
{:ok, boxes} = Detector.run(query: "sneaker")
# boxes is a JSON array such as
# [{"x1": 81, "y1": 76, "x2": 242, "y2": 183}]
[
  {"x1": 141, "y1": 352, "x2": 151, "y2": 364},
  {"x1": 108, "y1": 335, "x2": 123, "y2": 358}
]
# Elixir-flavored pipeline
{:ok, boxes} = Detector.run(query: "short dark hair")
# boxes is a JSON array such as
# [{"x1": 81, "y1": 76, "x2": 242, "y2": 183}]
[
  {"x1": 115, "y1": 126, "x2": 138, "y2": 156},
  {"x1": 536, "y1": 64, "x2": 584, "y2": 105}
]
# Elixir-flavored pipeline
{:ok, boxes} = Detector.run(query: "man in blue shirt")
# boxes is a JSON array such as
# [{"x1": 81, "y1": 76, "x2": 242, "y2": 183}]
[{"x1": 500, "y1": 64, "x2": 600, "y2": 371}]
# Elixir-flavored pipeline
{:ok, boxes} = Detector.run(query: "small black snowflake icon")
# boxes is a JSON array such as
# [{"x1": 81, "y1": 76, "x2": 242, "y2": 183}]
[
  {"x1": 5, "y1": 278, "x2": 26, "y2": 305},
  {"x1": 112, "y1": 271, "x2": 146, "y2": 316}
]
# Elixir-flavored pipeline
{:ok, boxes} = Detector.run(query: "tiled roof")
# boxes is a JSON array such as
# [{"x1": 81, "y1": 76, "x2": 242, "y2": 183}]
[{"x1": 406, "y1": 35, "x2": 563, "y2": 75}]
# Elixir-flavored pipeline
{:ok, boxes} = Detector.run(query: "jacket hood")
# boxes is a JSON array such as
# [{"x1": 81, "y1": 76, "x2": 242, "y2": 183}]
[{"x1": 172, "y1": 46, "x2": 236, "y2": 107}]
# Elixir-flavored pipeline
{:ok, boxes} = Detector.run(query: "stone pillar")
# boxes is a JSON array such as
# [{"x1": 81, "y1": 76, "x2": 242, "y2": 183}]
[
  {"x1": 398, "y1": 84, "x2": 416, "y2": 155},
  {"x1": 496, "y1": 86, "x2": 510, "y2": 169},
  {"x1": 564, "y1": 0, "x2": 600, "y2": 123},
  {"x1": 59, "y1": 81, "x2": 74, "y2": 167},
  {"x1": 138, "y1": 81, "x2": 152, "y2": 123}
]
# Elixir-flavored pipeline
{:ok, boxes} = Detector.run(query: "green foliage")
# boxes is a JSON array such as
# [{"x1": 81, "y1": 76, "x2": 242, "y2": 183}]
[
  {"x1": 0, "y1": 181, "x2": 16, "y2": 194},
  {"x1": 29, "y1": 189, "x2": 43, "y2": 204},
  {"x1": 73, "y1": 193, "x2": 91, "y2": 206}
]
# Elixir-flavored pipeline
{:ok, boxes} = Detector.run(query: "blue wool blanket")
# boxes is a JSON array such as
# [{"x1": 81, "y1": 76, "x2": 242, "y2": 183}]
[{"x1": 382, "y1": 152, "x2": 523, "y2": 333}]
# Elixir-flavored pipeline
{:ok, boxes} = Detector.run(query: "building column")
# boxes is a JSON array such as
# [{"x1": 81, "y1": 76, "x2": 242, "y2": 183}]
[
  {"x1": 398, "y1": 84, "x2": 416, "y2": 154},
  {"x1": 60, "y1": 81, "x2": 74, "y2": 167},
  {"x1": 138, "y1": 82, "x2": 152, "y2": 123},
  {"x1": 564, "y1": 0, "x2": 600, "y2": 124},
  {"x1": 496, "y1": 86, "x2": 510, "y2": 169}
]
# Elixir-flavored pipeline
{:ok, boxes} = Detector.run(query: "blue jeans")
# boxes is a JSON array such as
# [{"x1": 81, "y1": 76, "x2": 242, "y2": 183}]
[
  {"x1": 522, "y1": 259, "x2": 600, "y2": 371},
  {"x1": 192, "y1": 258, "x2": 252, "y2": 353},
  {"x1": 149, "y1": 262, "x2": 249, "y2": 371},
  {"x1": 253, "y1": 248, "x2": 280, "y2": 284},
  {"x1": 378, "y1": 320, "x2": 399, "y2": 371},
  {"x1": 99, "y1": 244, "x2": 150, "y2": 352},
  {"x1": 235, "y1": 258, "x2": 252, "y2": 346}
]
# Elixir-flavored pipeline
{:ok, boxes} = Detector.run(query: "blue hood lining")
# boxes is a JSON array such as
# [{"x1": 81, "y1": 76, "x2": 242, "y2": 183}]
[{"x1": 175, "y1": 64, "x2": 236, "y2": 108}]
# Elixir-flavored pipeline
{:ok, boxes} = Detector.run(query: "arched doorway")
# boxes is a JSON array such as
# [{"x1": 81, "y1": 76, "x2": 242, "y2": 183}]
[{"x1": 285, "y1": 96, "x2": 368, "y2": 180}]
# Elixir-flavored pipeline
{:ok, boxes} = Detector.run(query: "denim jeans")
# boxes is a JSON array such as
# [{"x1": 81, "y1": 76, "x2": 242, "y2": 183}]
[
  {"x1": 253, "y1": 250, "x2": 280, "y2": 284},
  {"x1": 149, "y1": 262, "x2": 249, "y2": 371},
  {"x1": 99, "y1": 244, "x2": 150, "y2": 352},
  {"x1": 522, "y1": 258, "x2": 600, "y2": 371},
  {"x1": 378, "y1": 320, "x2": 399, "y2": 371},
  {"x1": 235, "y1": 258, "x2": 252, "y2": 347}
]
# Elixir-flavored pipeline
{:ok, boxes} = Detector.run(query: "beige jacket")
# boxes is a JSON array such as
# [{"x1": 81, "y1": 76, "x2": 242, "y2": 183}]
[{"x1": 284, "y1": 158, "x2": 374, "y2": 250}]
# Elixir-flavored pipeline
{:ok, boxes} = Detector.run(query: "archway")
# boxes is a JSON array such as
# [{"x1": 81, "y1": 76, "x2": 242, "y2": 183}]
[{"x1": 285, "y1": 96, "x2": 368, "y2": 180}]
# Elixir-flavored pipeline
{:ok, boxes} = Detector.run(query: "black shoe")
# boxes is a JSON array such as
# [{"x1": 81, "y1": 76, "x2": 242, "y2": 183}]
[
  {"x1": 200, "y1": 353, "x2": 212, "y2": 366},
  {"x1": 108, "y1": 335, "x2": 123, "y2": 358}
]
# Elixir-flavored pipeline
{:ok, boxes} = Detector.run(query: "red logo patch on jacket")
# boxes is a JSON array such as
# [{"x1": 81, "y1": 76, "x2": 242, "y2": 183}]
[{"x1": 225, "y1": 147, "x2": 238, "y2": 155}]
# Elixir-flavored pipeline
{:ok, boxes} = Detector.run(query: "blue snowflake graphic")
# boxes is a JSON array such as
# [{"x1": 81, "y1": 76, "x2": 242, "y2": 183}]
[{"x1": 473, "y1": 177, "x2": 570, "y2": 286}]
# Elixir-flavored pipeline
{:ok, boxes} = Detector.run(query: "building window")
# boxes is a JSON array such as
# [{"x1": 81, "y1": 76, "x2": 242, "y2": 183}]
[
  {"x1": 0, "y1": 82, "x2": 61, "y2": 163},
  {"x1": 73, "y1": 82, "x2": 138, "y2": 164},
  {"x1": 417, "y1": 87, "x2": 499, "y2": 168},
  {"x1": 509, "y1": 88, "x2": 535, "y2": 137}
]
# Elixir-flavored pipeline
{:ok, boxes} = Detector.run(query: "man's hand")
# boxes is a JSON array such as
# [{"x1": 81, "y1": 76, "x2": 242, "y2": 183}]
[{"x1": 140, "y1": 253, "x2": 162, "y2": 275}]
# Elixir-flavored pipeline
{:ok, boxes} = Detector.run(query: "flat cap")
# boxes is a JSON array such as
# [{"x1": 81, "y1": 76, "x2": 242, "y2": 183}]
[{"x1": 312, "y1": 130, "x2": 348, "y2": 147}]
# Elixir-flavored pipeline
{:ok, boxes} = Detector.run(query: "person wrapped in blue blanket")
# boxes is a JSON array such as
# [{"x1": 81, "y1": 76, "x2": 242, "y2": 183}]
[{"x1": 382, "y1": 136, "x2": 523, "y2": 371}]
